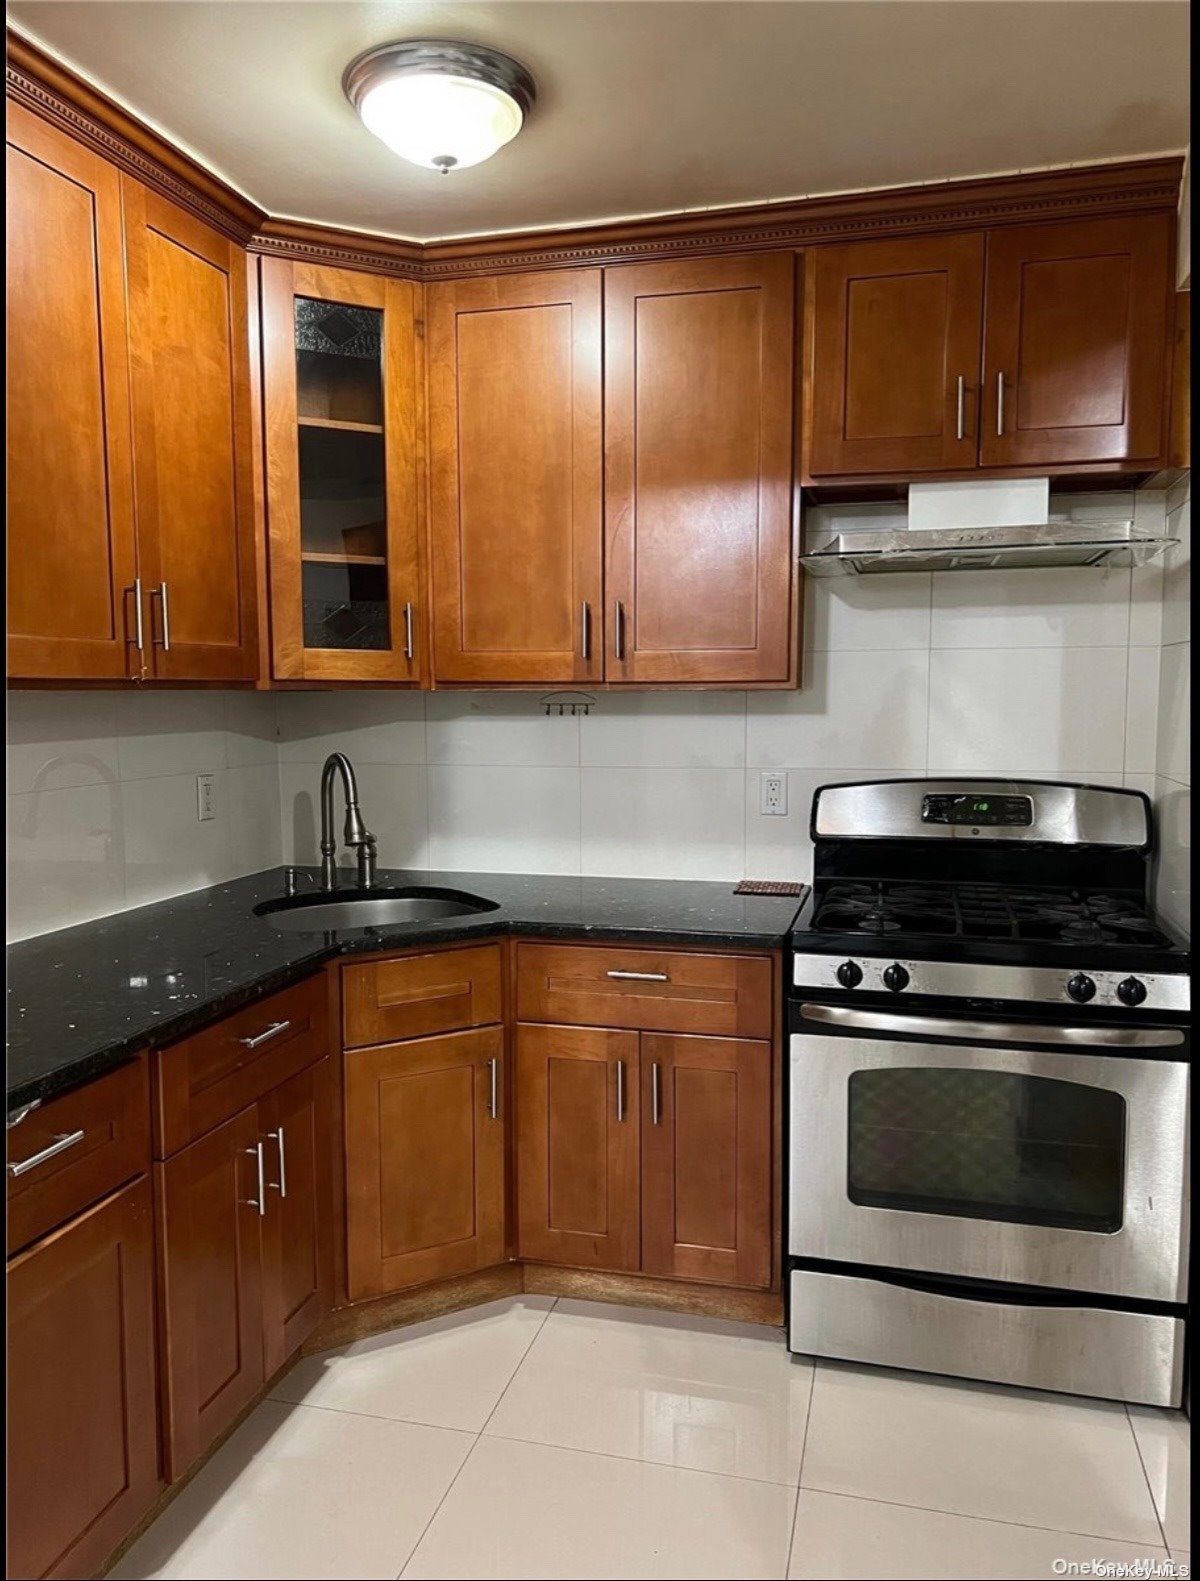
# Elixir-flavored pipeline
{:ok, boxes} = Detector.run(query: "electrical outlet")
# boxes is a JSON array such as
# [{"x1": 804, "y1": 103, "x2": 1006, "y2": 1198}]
[
  {"x1": 759, "y1": 772, "x2": 787, "y2": 816},
  {"x1": 196, "y1": 773, "x2": 216, "y2": 822}
]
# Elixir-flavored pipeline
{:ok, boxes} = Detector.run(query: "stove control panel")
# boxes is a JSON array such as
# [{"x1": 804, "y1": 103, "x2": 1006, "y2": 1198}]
[
  {"x1": 922, "y1": 793, "x2": 1033, "y2": 827},
  {"x1": 794, "y1": 954, "x2": 1190, "y2": 1013}
]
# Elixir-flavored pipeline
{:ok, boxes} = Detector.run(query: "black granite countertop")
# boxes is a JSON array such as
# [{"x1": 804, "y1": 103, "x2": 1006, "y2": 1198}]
[{"x1": 6, "y1": 867, "x2": 806, "y2": 1113}]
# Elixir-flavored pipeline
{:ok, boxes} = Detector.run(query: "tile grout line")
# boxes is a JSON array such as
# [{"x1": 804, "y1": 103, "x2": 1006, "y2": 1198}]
[
  {"x1": 1123, "y1": 1403, "x2": 1172, "y2": 1552},
  {"x1": 784, "y1": 1357, "x2": 820, "y2": 1573},
  {"x1": 394, "y1": 1296, "x2": 558, "y2": 1581},
  {"x1": 479, "y1": 1426, "x2": 806, "y2": 1492},
  {"x1": 475, "y1": 1296, "x2": 559, "y2": 1438}
]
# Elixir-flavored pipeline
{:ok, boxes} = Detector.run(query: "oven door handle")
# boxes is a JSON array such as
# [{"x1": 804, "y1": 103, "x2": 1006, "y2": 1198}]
[{"x1": 797, "y1": 1002, "x2": 1183, "y2": 1049}]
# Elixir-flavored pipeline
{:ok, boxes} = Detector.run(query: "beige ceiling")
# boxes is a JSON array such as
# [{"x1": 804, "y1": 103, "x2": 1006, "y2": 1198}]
[{"x1": 7, "y1": 0, "x2": 1190, "y2": 242}]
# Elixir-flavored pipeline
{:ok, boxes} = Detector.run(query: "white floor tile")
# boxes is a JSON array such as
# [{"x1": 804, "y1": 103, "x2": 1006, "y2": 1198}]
[
  {"x1": 271, "y1": 1296, "x2": 554, "y2": 1432},
  {"x1": 402, "y1": 1434, "x2": 797, "y2": 1580},
  {"x1": 109, "y1": 1399, "x2": 472, "y2": 1580},
  {"x1": 801, "y1": 1363, "x2": 1163, "y2": 1545},
  {"x1": 787, "y1": 1489, "x2": 1170, "y2": 1580},
  {"x1": 1128, "y1": 1406, "x2": 1192, "y2": 1549},
  {"x1": 484, "y1": 1298, "x2": 811, "y2": 1484}
]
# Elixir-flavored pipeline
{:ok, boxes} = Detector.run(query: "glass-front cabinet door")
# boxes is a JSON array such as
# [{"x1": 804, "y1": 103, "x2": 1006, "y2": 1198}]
[{"x1": 262, "y1": 260, "x2": 423, "y2": 682}]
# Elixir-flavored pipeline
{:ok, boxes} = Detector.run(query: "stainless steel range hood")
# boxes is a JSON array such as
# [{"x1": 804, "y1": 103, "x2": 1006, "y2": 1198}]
[{"x1": 799, "y1": 520, "x2": 1177, "y2": 577}]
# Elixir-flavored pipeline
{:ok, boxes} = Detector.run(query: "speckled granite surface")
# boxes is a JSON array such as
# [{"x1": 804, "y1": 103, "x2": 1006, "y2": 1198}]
[{"x1": 6, "y1": 867, "x2": 805, "y2": 1112}]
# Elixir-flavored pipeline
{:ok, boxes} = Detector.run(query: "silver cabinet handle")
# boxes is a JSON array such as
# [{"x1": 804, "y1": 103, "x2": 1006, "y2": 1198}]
[
  {"x1": 606, "y1": 970, "x2": 669, "y2": 982},
  {"x1": 131, "y1": 577, "x2": 145, "y2": 653},
  {"x1": 955, "y1": 375, "x2": 965, "y2": 441},
  {"x1": 245, "y1": 1141, "x2": 266, "y2": 1216},
  {"x1": 403, "y1": 601, "x2": 414, "y2": 661},
  {"x1": 487, "y1": 1056, "x2": 500, "y2": 1120},
  {"x1": 615, "y1": 1059, "x2": 626, "y2": 1122},
  {"x1": 238, "y1": 1019, "x2": 292, "y2": 1050},
  {"x1": 651, "y1": 1062, "x2": 662, "y2": 1126},
  {"x1": 613, "y1": 600, "x2": 626, "y2": 660},
  {"x1": 267, "y1": 1127, "x2": 287, "y2": 1197},
  {"x1": 580, "y1": 600, "x2": 591, "y2": 662},
  {"x1": 153, "y1": 581, "x2": 171, "y2": 651},
  {"x1": 7, "y1": 1128, "x2": 85, "y2": 1178},
  {"x1": 6, "y1": 1101, "x2": 40, "y2": 1131},
  {"x1": 996, "y1": 371, "x2": 1005, "y2": 437}
]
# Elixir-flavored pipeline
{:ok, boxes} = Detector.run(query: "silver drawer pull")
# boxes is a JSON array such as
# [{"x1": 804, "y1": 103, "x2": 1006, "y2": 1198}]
[
  {"x1": 267, "y1": 1127, "x2": 287, "y2": 1197},
  {"x1": 238, "y1": 1019, "x2": 292, "y2": 1050},
  {"x1": 403, "y1": 601, "x2": 415, "y2": 662},
  {"x1": 651, "y1": 1062, "x2": 662, "y2": 1126},
  {"x1": 8, "y1": 1129, "x2": 85, "y2": 1178},
  {"x1": 615, "y1": 1059, "x2": 626, "y2": 1122},
  {"x1": 613, "y1": 600, "x2": 626, "y2": 661},
  {"x1": 996, "y1": 371, "x2": 1005, "y2": 437},
  {"x1": 245, "y1": 1141, "x2": 266, "y2": 1215},
  {"x1": 955, "y1": 374, "x2": 965, "y2": 441},
  {"x1": 606, "y1": 970, "x2": 669, "y2": 983},
  {"x1": 487, "y1": 1056, "x2": 500, "y2": 1120},
  {"x1": 580, "y1": 600, "x2": 592, "y2": 662}
]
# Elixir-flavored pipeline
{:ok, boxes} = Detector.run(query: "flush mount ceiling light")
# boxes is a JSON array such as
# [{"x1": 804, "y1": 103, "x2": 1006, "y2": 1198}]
[{"x1": 343, "y1": 39, "x2": 536, "y2": 174}]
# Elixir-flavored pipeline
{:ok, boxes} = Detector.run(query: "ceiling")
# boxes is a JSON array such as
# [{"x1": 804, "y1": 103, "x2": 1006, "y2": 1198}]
[{"x1": 7, "y1": 0, "x2": 1190, "y2": 242}]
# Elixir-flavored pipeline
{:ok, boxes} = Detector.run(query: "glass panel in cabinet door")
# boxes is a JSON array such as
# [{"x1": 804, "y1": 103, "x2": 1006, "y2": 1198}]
[
  {"x1": 846, "y1": 1067, "x2": 1126, "y2": 1233},
  {"x1": 294, "y1": 298, "x2": 390, "y2": 651}
]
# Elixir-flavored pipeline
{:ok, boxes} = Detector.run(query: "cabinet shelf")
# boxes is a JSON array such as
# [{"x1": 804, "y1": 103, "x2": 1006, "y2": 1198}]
[
  {"x1": 297, "y1": 416, "x2": 385, "y2": 435},
  {"x1": 301, "y1": 551, "x2": 388, "y2": 567}
]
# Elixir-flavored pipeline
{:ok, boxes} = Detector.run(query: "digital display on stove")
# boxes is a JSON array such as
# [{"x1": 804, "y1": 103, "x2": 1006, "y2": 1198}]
[{"x1": 922, "y1": 794, "x2": 1034, "y2": 827}]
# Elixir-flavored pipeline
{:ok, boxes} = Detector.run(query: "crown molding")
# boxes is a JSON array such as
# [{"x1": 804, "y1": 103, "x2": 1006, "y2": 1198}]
[{"x1": 7, "y1": 28, "x2": 1184, "y2": 278}]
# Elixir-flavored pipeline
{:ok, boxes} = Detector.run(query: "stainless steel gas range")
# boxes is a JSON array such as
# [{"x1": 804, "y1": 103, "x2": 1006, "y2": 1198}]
[{"x1": 786, "y1": 778, "x2": 1191, "y2": 1407}]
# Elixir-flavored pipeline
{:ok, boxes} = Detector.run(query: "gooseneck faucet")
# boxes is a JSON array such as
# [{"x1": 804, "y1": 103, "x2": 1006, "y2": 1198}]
[{"x1": 319, "y1": 753, "x2": 377, "y2": 891}]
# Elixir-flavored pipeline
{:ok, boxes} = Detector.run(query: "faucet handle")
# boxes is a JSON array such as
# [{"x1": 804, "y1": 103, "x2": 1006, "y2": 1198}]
[{"x1": 356, "y1": 838, "x2": 377, "y2": 892}]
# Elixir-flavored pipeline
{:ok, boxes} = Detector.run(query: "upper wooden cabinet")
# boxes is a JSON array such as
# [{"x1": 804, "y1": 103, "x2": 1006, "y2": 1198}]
[
  {"x1": 262, "y1": 259, "x2": 424, "y2": 683},
  {"x1": 427, "y1": 270, "x2": 603, "y2": 685},
  {"x1": 6, "y1": 101, "x2": 139, "y2": 682},
  {"x1": 806, "y1": 233, "x2": 985, "y2": 477},
  {"x1": 123, "y1": 179, "x2": 259, "y2": 680},
  {"x1": 605, "y1": 254, "x2": 797, "y2": 683},
  {"x1": 980, "y1": 215, "x2": 1173, "y2": 468},
  {"x1": 804, "y1": 214, "x2": 1174, "y2": 480}
]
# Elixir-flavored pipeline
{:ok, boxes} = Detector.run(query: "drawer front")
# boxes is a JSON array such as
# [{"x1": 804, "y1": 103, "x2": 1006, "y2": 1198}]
[
  {"x1": 7, "y1": 1057, "x2": 151, "y2": 1255},
  {"x1": 154, "y1": 974, "x2": 328, "y2": 1157},
  {"x1": 515, "y1": 944, "x2": 775, "y2": 1038},
  {"x1": 343, "y1": 945, "x2": 503, "y2": 1049}
]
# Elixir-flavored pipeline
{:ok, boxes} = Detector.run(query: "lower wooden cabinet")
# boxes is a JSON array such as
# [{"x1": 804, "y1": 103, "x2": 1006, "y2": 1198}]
[
  {"x1": 6, "y1": 1178, "x2": 160, "y2": 1580},
  {"x1": 515, "y1": 1023, "x2": 641, "y2": 1272},
  {"x1": 157, "y1": 1059, "x2": 333, "y2": 1477},
  {"x1": 516, "y1": 1025, "x2": 774, "y2": 1290}
]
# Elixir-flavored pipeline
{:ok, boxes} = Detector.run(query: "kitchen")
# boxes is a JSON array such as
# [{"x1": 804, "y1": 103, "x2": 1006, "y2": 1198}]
[{"x1": 4, "y1": 2, "x2": 1191, "y2": 1578}]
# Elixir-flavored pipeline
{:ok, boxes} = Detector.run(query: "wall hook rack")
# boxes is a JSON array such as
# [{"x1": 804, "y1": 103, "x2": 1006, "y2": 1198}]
[{"x1": 541, "y1": 691, "x2": 595, "y2": 716}]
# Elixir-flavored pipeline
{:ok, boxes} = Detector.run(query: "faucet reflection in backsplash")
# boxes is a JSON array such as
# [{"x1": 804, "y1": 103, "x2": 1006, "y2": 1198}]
[{"x1": 319, "y1": 752, "x2": 377, "y2": 891}]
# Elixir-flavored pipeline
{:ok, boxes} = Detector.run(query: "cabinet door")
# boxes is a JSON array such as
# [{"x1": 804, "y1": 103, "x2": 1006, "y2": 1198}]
[
  {"x1": 427, "y1": 270, "x2": 603, "y2": 684},
  {"x1": 123, "y1": 179, "x2": 259, "y2": 681},
  {"x1": 6, "y1": 1179, "x2": 159, "y2": 1581},
  {"x1": 806, "y1": 233, "x2": 985, "y2": 477},
  {"x1": 605, "y1": 254, "x2": 797, "y2": 683},
  {"x1": 515, "y1": 1023, "x2": 640, "y2": 1271},
  {"x1": 641, "y1": 1035, "x2": 772, "y2": 1289},
  {"x1": 981, "y1": 214, "x2": 1173, "y2": 467},
  {"x1": 6, "y1": 101, "x2": 138, "y2": 681},
  {"x1": 263, "y1": 259, "x2": 423, "y2": 682},
  {"x1": 157, "y1": 1105, "x2": 264, "y2": 1478},
  {"x1": 345, "y1": 1028, "x2": 505, "y2": 1300},
  {"x1": 260, "y1": 1058, "x2": 334, "y2": 1376}
]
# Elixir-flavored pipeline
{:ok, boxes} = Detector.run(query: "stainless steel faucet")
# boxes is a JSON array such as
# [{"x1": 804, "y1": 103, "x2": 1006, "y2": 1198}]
[{"x1": 319, "y1": 753, "x2": 377, "y2": 892}]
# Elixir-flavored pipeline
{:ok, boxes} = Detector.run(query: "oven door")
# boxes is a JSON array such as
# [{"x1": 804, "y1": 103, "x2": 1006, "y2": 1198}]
[{"x1": 788, "y1": 1006, "x2": 1190, "y2": 1304}]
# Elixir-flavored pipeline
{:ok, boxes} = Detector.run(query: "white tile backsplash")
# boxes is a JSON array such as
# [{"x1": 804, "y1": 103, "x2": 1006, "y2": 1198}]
[{"x1": 6, "y1": 482, "x2": 1188, "y2": 939}]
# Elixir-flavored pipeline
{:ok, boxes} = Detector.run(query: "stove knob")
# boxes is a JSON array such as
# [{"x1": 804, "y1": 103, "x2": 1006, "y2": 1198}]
[
  {"x1": 836, "y1": 961, "x2": 863, "y2": 989},
  {"x1": 1116, "y1": 977, "x2": 1148, "y2": 1007},
  {"x1": 882, "y1": 963, "x2": 910, "y2": 993},
  {"x1": 1066, "y1": 973, "x2": 1097, "y2": 1004}
]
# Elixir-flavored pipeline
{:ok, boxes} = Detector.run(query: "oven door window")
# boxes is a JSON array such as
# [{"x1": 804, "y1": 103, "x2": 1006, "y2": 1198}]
[{"x1": 847, "y1": 1068, "x2": 1126, "y2": 1233}]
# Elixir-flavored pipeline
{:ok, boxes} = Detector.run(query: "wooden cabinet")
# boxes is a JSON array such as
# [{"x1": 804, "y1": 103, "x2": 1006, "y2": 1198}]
[
  {"x1": 343, "y1": 944, "x2": 503, "y2": 1048},
  {"x1": 515, "y1": 1023, "x2": 641, "y2": 1272},
  {"x1": 6, "y1": 101, "x2": 138, "y2": 682},
  {"x1": 640, "y1": 1035, "x2": 772, "y2": 1288},
  {"x1": 123, "y1": 179, "x2": 259, "y2": 680},
  {"x1": 427, "y1": 270, "x2": 603, "y2": 684},
  {"x1": 806, "y1": 233, "x2": 985, "y2": 477},
  {"x1": 605, "y1": 254, "x2": 797, "y2": 683},
  {"x1": 7, "y1": 1179, "x2": 160, "y2": 1581},
  {"x1": 980, "y1": 214, "x2": 1173, "y2": 467},
  {"x1": 262, "y1": 259, "x2": 423, "y2": 682},
  {"x1": 344, "y1": 1027, "x2": 506, "y2": 1299},
  {"x1": 805, "y1": 215, "x2": 1173, "y2": 480}
]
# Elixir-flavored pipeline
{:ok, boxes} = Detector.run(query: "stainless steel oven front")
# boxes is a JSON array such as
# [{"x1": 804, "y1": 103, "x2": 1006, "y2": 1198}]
[{"x1": 788, "y1": 1004, "x2": 1190, "y2": 1305}]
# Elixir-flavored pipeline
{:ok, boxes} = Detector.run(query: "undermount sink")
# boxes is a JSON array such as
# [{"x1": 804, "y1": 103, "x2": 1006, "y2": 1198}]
[{"x1": 255, "y1": 886, "x2": 499, "y2": 933}]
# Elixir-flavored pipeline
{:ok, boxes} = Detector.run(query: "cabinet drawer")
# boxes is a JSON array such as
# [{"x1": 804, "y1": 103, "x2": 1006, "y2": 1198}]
[
  {"x1": 154, "y1": 974, "x2": 328, "y2": 1157},
  {"x1": 7, "y1": 1057, "x2": 150, "y2": 1256},
  {"x1": 515, "y1": 944, "x2": 774, "y2": 1038},
  {"x1": 343, "y1": 945, "x2": 503, "y2": 1049}
]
